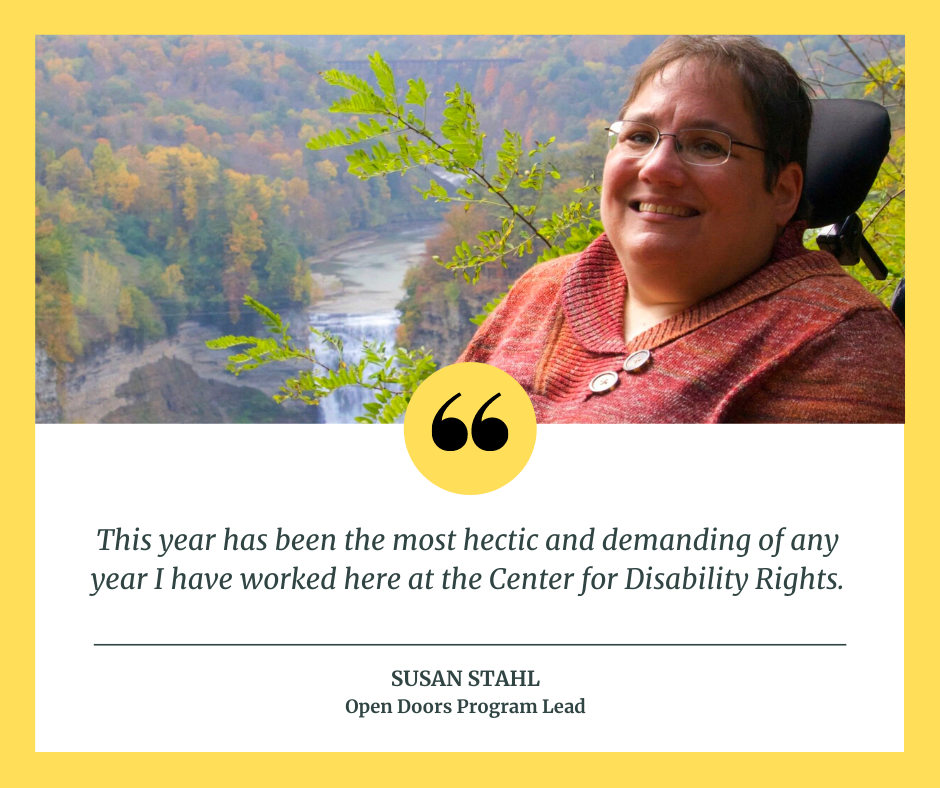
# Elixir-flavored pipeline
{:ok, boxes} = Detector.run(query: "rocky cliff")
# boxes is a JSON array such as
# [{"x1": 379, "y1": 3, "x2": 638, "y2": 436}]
[
  {"x1": 400, "y1": 287, "x2": 493, "y2": 367},
  {"x1": 100, "y1": 357, "x2": 322, "y2": 424},
  {"x1": 36, "y1": 317, "x2": 323, "y2": 424},
  {"x1": 397, "y1": 258, "x2": 529, "y2": 367}
]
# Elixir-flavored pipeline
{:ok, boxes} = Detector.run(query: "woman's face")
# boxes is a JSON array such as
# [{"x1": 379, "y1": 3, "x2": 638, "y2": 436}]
[{"x1": 601, "y1": 59, "x2": 801, "y2": 300}]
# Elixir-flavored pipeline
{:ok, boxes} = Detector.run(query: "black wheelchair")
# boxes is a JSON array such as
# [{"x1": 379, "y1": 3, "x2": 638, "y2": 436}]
[{"x1": 805, "y1": 99, "x2": 903, "y2": 325}]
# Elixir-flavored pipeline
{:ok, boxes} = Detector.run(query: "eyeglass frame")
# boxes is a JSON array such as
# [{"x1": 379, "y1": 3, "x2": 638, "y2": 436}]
[{"x1": 605, "y1": 119, "x2": 770, "y2": 166}]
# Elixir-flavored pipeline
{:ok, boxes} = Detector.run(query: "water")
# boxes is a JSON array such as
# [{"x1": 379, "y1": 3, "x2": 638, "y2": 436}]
[
  {"x1": 306, "y1": 222, "x2": 443, "y2": 423},
  {"x1": 307, "y1": 310, "x2": 401, "y2": 423}
]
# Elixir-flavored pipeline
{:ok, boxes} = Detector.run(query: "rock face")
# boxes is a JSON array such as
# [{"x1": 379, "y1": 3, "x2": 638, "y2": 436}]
[
  {"x1": 100, "y1": 357, "x2": 322, "y2": 424},
  {"x1": 397, "y1": 262, "x2": 528, "y2": 368},
  {"x1": 36, "y1": 317, "x2": 323, "y2": 424},
  {"x1": 35, "y1": 345, "x2": 63, "y2": 424},
  {"x1": 402, "y1": 291, "x2": 489, "y2": 368}
]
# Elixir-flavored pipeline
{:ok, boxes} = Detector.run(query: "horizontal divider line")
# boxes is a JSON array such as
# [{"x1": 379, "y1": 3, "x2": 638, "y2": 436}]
[{"x1": 94, "y1": 643, "x2": 847, "y2": 647}]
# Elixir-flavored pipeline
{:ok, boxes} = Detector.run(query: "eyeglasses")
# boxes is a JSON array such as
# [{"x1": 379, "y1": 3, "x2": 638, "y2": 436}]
[{"x1": 606, "y1": 120, "x2": 768, "y2": 166}]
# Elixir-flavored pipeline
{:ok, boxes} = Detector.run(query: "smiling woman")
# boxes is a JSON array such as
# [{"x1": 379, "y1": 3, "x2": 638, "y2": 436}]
[{"x1": 459, "y1": 35, "x2": 905, "y2": 424}]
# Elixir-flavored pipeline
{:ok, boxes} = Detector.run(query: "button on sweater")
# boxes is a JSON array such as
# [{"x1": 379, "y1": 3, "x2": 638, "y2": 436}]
[{"x1": 458, "y1": 224, "x2": 905, "y2": 423}]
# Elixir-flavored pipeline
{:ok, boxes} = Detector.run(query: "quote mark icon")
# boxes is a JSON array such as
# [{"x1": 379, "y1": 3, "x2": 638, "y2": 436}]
[
  {"x1": 432, "y1": 393, "x2": 509, "y2": 452},
  {"x1": 404, "y1": 362, "x2": 536, "y2": 494}
]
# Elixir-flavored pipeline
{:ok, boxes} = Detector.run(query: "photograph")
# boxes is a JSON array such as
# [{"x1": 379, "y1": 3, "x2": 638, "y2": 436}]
[{"x1": 34, "y1": 34, "x2": 905, "y2": 424}]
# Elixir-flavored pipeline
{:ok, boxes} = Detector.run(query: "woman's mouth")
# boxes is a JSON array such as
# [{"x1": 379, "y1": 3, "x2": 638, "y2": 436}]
[{"x1": 631, "y1": 201, "x2": 700, "y2": 218}]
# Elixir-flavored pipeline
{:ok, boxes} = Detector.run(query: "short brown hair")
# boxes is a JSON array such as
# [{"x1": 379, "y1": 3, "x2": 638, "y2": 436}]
[{"x1": 622, "y1": 36, "x2": 814, "y2": 219}]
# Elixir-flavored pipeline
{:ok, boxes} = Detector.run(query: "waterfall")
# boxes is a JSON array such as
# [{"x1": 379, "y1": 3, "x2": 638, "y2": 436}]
[
  {"x1": 300, "y1": 220, "x2": 445, "y2": 424},
  {"x1": 307, "y1": 309, "x2": 403, "y2": 424}
]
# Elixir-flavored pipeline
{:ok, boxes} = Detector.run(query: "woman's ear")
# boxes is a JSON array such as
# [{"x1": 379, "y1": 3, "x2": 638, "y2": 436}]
[{"x1": 773, "y1": 162, "x2": 804, "y2": 227}]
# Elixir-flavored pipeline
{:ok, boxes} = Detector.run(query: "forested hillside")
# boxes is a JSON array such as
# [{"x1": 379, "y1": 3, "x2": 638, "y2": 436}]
[{"x1": 36, "y1": 36, "x2": 452, "y2": 366}]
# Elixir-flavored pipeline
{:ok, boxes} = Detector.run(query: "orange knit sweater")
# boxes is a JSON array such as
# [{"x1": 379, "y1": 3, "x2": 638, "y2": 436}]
[{"x1": 458, "y1": 224, "x2": 905, "y2": 423}]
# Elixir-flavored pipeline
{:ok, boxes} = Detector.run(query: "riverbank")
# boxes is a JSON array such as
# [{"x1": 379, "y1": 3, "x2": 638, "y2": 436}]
[{"x1": 308, "y1": 221, "x2": 443, "y2": 315}]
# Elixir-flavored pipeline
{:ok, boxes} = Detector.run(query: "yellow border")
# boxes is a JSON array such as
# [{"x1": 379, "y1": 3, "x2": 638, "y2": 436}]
[{"x1": 13, "y1": 10, "x2": 932, "y2": 785}]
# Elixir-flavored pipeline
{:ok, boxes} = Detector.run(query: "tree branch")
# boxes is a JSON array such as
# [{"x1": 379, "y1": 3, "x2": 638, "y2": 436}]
[
  {"x1": 391, "y1": 109, "x2": 552, "y2": 248},
  {"x1": 863, "y1": 188, "x2": 905, "y2": 233},
  {"x1": 837, "y1": 35, "x2": 896, "y2": 105},
  {"x1": 799, "y1": 37, "x2": 829, "y2": 97}
]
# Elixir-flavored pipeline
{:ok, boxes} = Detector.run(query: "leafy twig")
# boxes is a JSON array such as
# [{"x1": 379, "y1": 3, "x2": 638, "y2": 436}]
[
  {"x1": 206, "y1": 295, "x2": 436, "y2": 423},
  {"x1": 863, "y1": 188, "x2": 905, "y2": 233}
]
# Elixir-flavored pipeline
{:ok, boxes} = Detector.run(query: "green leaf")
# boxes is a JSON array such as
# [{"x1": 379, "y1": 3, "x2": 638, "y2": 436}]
[
  {"x1": 243, "y1": 295, "x2": 285, "y2": 335},
  {"x1": 404, "y1": 78, "x2": 429, "y2": 106},
  {"x1": 368, "y1": 52, "x2": 397, "y2": 107},
  {"x1": 205, "y1": 335, "x2": 256, "y2": 350},
  {"x1": 319, "y1": 68, "x2": 374, "y2": 95},
  {"x1": 327, "y1": 92, "x2": 388, "y2": 116}
]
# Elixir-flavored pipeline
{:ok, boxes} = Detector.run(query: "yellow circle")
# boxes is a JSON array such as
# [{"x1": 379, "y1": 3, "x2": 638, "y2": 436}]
[{"x1": 404, "y1": 362, "x2": 537, "y2": 495}]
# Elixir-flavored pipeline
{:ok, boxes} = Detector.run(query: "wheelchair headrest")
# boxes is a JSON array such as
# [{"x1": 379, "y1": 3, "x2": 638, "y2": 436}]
[{"x1": 804, "y1": 99, "x2": 891, "y2": 229}]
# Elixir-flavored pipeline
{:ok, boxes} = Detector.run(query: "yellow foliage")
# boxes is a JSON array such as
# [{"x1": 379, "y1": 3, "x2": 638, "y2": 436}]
[
  {"x1": 182, "y1": 177, "x2": 198, "y2": 222},
  {"x1": 249, "y1": 176, "x2": 275, "y2": 212},
  {"x1": 46, "y1": 148, "x2": 92, "y2": 192},
  {"x1": 227, "y1": 203, "x2": 266, "y2": 265},
  {"x1": 54, "y1": 190, "x2": 78, "y2": 225},
  {"x1": 225, "y1": 169, "x2": 251, "y2": 190},
  {"x1": 118, "y1": 287, "x2": 135, "y2": 327},
  {"x1": 91, "y1": 140, "x2": 141, "y2": 210},
  {"x1": 285, "y1": 177, "x2": 309, "y2": 203},
  {"x1": 142, "y1": 146, "x2": 219, "y2": 217},
  {"x1": 291, "y1": 262, "x2": 321, "y2": 305},
  {"x1": 78, "y1": 251, "x2": 122, "y2": 335},
  {"x1": 315, "y1": 160, "x2": 338, "y2": 181},
  {"x1": 109, "y1": 168, "x2": 140, "y2": 211},
  {"x1": 36, "y1": 276, "x2": 82, "y2": 364},
  {"x1": 161, "y1": 264, "x2": 186, "y2": 300}
]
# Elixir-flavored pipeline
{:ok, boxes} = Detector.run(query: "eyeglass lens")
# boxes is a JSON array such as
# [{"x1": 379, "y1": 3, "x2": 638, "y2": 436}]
[{"x1": 608, "y1": 121, "x2": 731, "y2": 165}]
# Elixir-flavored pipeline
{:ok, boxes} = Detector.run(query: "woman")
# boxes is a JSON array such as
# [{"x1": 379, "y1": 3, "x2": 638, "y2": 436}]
[{"x1": 459, "y1": 36, "x2": 904, "y2": 423}]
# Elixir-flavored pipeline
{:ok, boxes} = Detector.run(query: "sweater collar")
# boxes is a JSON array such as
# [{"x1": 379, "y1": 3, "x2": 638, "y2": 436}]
[{"x1": 561, "y1": 222, "x2": 848, "y2": 355}]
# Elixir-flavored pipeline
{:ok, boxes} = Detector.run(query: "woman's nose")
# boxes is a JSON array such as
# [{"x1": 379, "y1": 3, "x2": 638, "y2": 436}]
[{"x1": 636, "y1": 135, "x2": 687, "y2": 186}]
